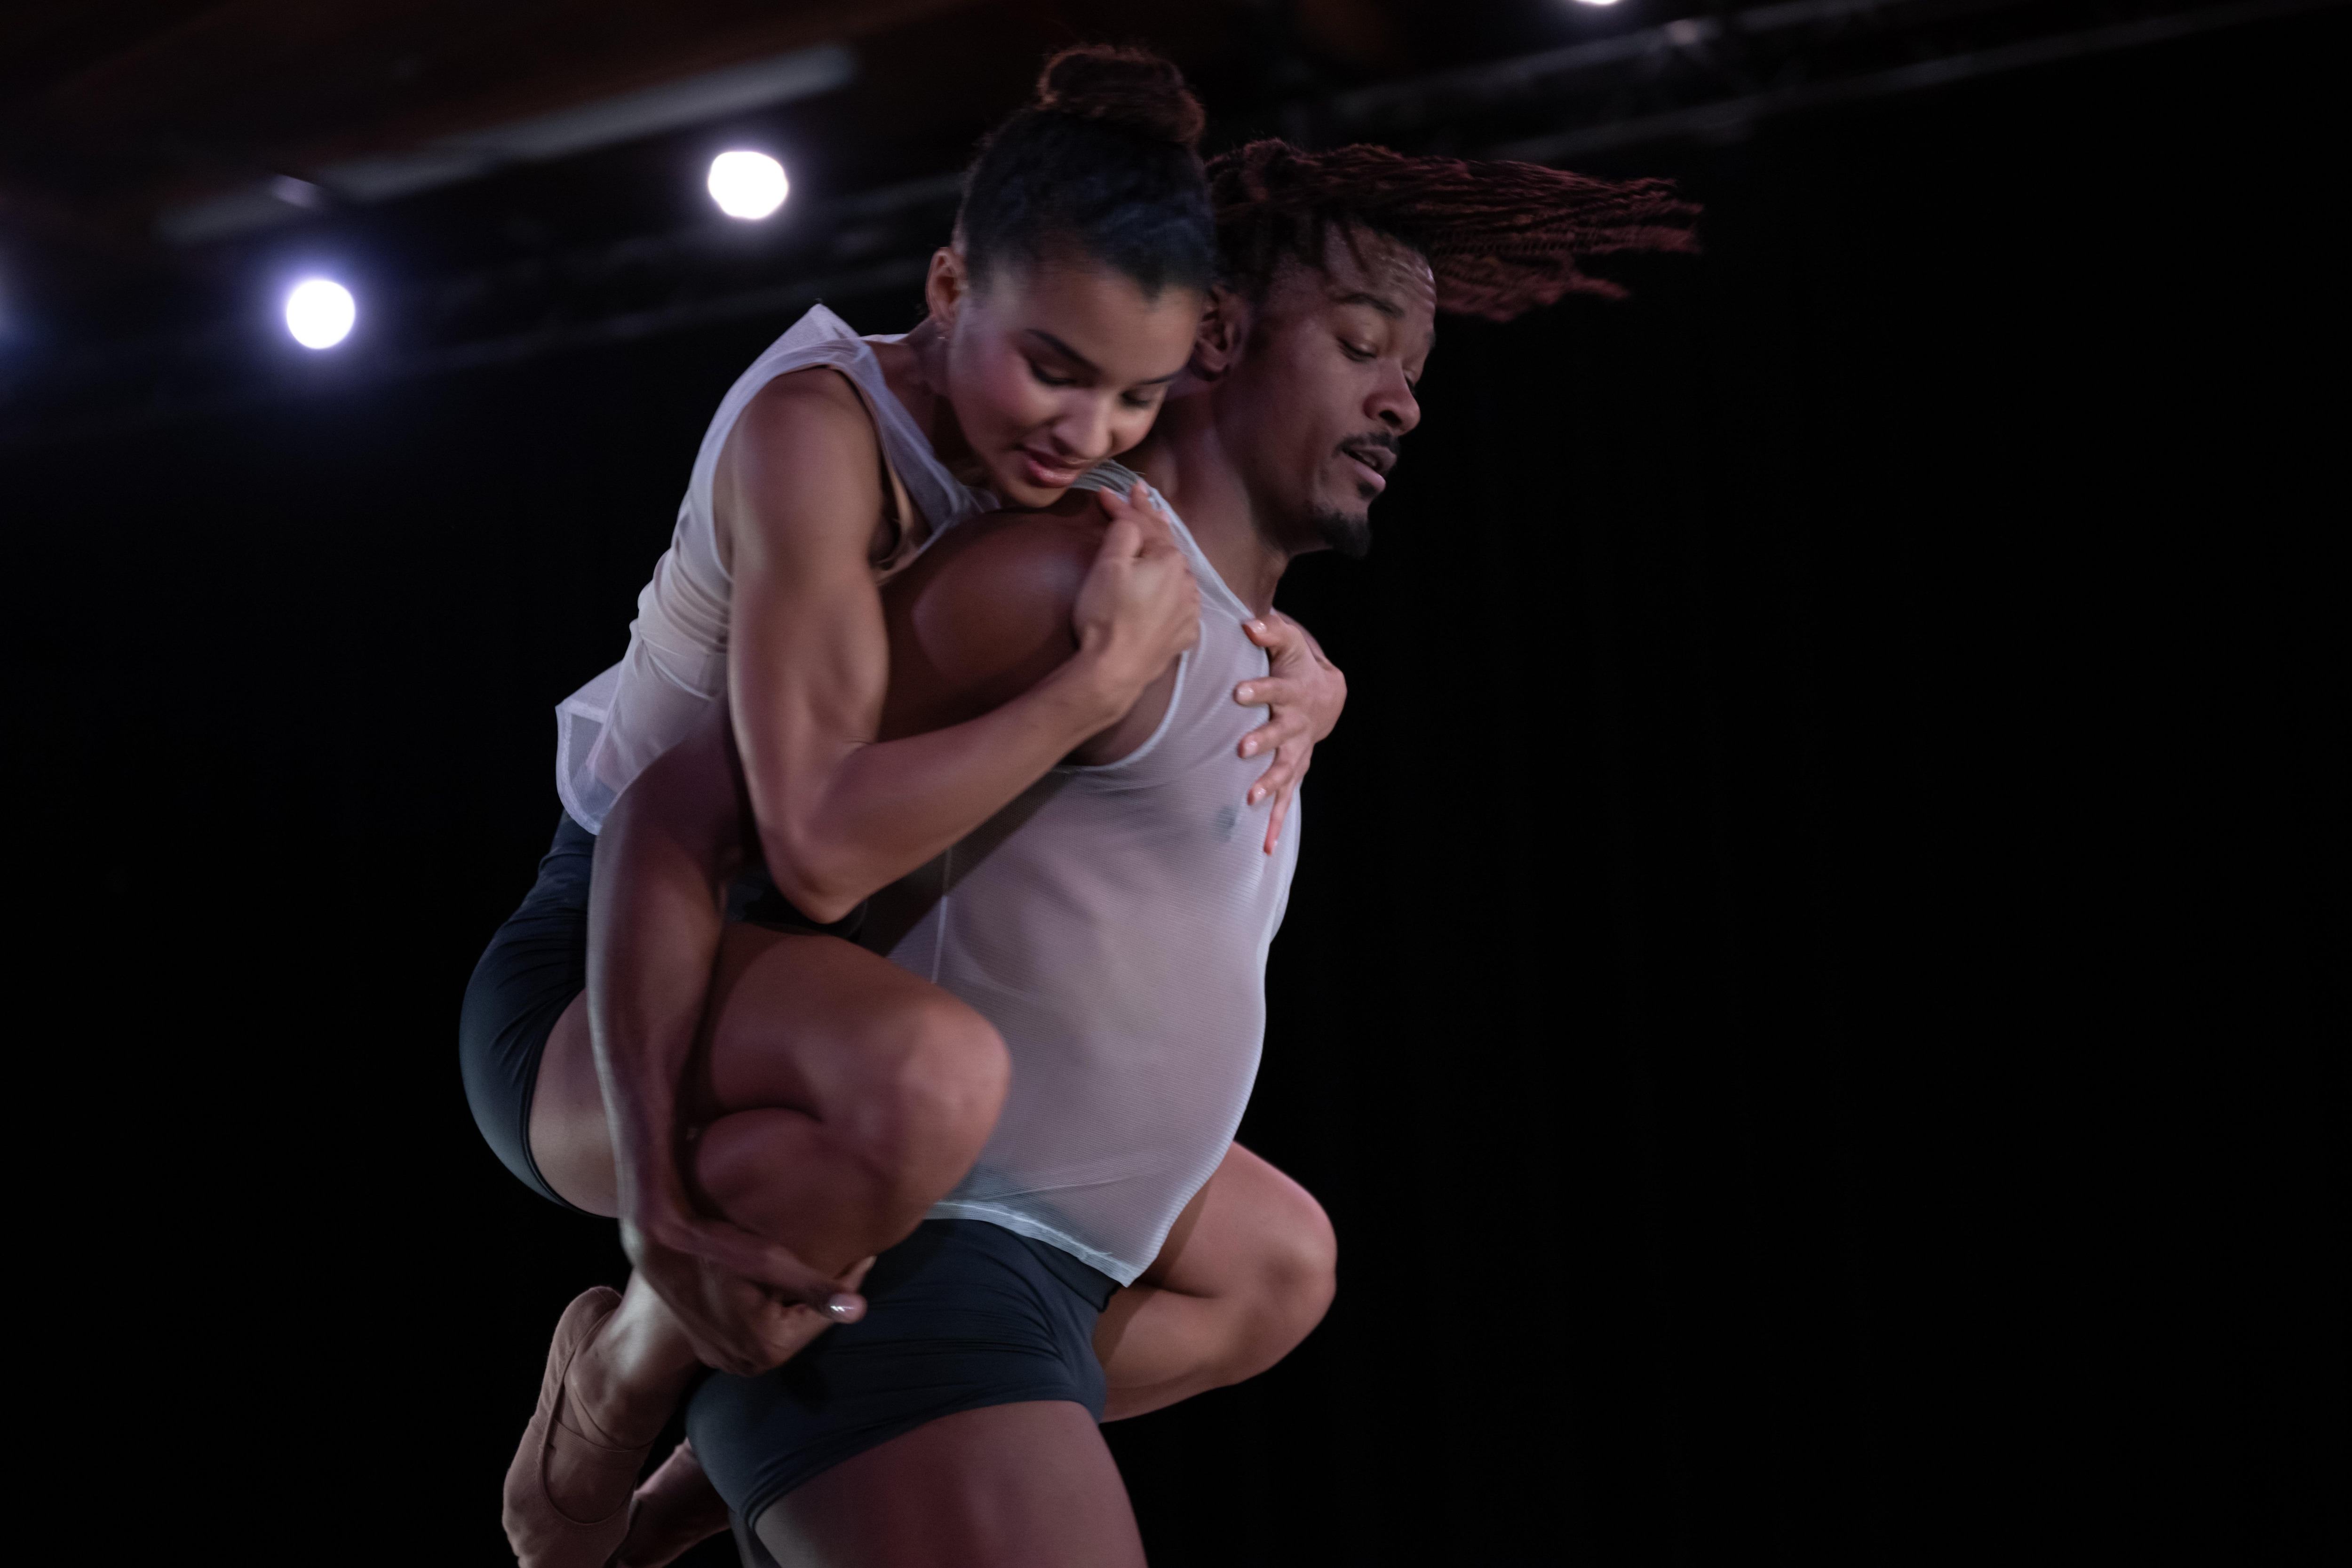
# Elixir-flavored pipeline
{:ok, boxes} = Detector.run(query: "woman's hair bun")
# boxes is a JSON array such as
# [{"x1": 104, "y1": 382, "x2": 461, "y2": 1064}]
[{"x1": 1034, "y1": 44, "x2": 1206, "y2": 150}]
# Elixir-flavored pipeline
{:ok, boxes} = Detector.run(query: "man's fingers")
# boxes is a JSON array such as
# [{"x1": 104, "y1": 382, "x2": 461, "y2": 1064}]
[
  {"x1": 1263, "y1": 780, "x2": 1296, "y2": 855},
  {"x1": 1235, "y1": 707, "x2": 1311, "y2": 760},
  {"x1": 1242, "y1": 616, "x2": 1298, "y2": 653},
  {"x1": 680, "y1": 1221, "x2": 866, "y2": 1313},
  {"x1": 1245, "y1": 750, "x2": 1303, "y2": 806},
  {"x1": 1233, "y1": 675, "x2": 1310, "y2": 713}
]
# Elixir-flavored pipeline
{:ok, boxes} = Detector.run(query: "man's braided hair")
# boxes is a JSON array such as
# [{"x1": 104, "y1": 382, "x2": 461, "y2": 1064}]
[{"x1": 1207, "y1": 140, "x2": 1699, "y2": 320}]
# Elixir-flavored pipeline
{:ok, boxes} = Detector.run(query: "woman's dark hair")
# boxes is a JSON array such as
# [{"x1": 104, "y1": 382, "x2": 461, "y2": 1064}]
[{"x1": 956, "y1": 46, "x2": 1215, "y2": 300}]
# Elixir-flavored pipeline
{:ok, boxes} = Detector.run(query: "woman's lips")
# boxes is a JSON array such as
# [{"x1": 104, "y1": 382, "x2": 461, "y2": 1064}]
[
  {"x1": 1020, "y1": 449, "x2": 1086, "y2": 489},
  {"x1": 1343, "y1": 452, "x2": 1388, "y2": 494}
]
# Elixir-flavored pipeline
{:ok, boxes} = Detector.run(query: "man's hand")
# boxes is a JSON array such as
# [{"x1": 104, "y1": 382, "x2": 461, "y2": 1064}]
[
  {"x1": 1234, "y1": 612, "x2": 1347, "y2": 855},
  {"x1": 621, "y1": 1210, "x2": 873, "y2": 1378}
]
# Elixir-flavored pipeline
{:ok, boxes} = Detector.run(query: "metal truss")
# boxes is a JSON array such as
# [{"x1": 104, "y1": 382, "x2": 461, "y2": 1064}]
[{"x1": 5, "y1": 0, "x2": 2341, "y2": 449}]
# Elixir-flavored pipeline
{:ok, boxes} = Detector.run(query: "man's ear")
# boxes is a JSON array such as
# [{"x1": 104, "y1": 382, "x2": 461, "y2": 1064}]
[
  {"x1": 1186, "y1": 284, "x2": 1249, "y2": 382},
  {"x1": 925, "y1": 244, "x2": 972, "y2": 334}
]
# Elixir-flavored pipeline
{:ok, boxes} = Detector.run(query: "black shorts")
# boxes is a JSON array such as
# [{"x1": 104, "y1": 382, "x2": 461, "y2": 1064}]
[
  {"x1": 458, "y1": 813, "x2": 861, "y2": 1211},
  {"x1": 686, "y1": 1218, "x2": 1118, "y2": 1533},
  {"x1": 459, "y1": 815, "x2": 598, "y2": 1210}
]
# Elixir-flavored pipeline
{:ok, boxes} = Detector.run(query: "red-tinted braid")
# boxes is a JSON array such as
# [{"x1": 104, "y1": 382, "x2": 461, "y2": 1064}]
[{"x1": 1208, "y1": 140, "x2": 1698, "y2": 319}]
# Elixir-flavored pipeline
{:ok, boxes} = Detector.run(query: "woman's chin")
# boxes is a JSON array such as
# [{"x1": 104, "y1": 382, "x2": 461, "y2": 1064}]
[{"x1": 991, "y1": 469, "x2": 1066, "y2": 509}]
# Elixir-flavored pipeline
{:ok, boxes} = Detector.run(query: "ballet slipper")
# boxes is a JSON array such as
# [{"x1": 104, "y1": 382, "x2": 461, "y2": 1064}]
[
  {"x1": 611, "y1": 1440, "x2": 732, "y2": 1568},
  {"x1": 501, "y1": 1286, "x2": 650, "y2": 1568}
]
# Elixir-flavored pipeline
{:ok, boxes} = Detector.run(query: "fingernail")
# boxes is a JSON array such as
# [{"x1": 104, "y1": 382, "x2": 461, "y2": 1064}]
[
  {"x1": 1240, "y1": 739, "x2": 1258, "y2": 757},
  {"x1": 1247, "y1": 620, "x2": 1266, "y2": 635},
  {"x1": 825, "y1": 1295, "x2": 863, "y2": 1321},
  {"x1": 1249, "y1": 787, "x2": 1265, "y2": 804},
  {"x1": 1235, "y1": 685, "x2": 1253, "y2": 701}
]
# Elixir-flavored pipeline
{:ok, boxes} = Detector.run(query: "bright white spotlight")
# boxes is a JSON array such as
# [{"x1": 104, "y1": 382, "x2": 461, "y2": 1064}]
[
  {"x1": 708, "y1": 151, "x2": 788, "y2": 220},
  {"x1": 1573, "y1": 0, "x2": 1622, "y2": 7},
  {"x1": 285, "y1": 279, "x2": 355, "y2": 349}
]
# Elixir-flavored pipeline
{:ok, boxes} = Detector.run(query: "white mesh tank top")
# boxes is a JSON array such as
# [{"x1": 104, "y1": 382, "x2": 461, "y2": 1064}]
[
  {"x1": 874, "y1": 464, "x2": 1302, "y2": 1285},
  {"x1": 554, "y1": 305, "x2": 995, "y2": 831}
]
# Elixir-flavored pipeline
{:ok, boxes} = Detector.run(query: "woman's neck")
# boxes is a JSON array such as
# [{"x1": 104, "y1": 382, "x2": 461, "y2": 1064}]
[{"x1": 872, "y1": 317, "x2": 984, "y2": 488}]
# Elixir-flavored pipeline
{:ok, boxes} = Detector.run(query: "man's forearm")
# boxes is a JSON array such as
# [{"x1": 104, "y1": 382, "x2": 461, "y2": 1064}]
[{"x1": 585, "y1": 721, "x2": 745, "y2": 1223}]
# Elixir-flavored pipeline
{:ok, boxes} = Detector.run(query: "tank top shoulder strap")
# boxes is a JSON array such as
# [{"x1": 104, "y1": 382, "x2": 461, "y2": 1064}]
[{"x1": 686, "y1": 305, "x2": 994, "y2": 565}]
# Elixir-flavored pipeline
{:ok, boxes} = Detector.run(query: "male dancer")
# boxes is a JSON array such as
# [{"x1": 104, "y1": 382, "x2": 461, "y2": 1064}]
[{"x1": 584, "y1": 143, "x2": 1697, "y2": 1566}]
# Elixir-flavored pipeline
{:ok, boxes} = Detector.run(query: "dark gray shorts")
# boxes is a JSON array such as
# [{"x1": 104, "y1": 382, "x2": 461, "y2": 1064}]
[
  {"x1": 686, "y1": 1218, "x2": 1119, "y2": 1534},
  {"x1": 457, "y1": 813, "x2": 862, "y2": 1210},
  {"x1": 458, "y1": 814, "x2": 598, "y2": 1209}
]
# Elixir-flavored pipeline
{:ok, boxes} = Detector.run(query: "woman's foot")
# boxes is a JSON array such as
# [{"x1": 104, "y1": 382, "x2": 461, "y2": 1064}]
[
  {"x1": 501, "y1": 1287, "x2": 665, "y2": 1568},
  {"x1": 612, "y1": 1441, "x2": 732, "y2": 1568}
]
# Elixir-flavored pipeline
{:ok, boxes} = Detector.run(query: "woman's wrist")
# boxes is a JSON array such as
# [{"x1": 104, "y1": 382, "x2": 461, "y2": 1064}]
[{"x1": 1052, "y1": 641, "x2": 1145, "y2": 730}]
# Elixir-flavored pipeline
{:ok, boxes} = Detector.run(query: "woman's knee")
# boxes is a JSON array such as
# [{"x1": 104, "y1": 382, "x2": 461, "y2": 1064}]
[
  {"x1": 838, "y1": 991, "x2": 1009, "y2": 1175},
  {"x1": 1254, "y1": 1190, "x2": 1337, "y2": 1341}
]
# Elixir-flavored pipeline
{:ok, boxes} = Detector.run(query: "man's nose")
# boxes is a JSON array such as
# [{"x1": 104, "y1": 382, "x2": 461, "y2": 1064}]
[{"x1": 1370, "y1": 365, "x2": 1420, "y2": 436}]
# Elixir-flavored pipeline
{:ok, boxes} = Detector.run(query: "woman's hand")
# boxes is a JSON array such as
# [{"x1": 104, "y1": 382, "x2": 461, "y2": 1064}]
[
  {"x1": 620, "y1": 1205, "x2": 873, "y2": 1378},
  {"x1": 1234, "y1": 612, "x2": 1347, "y2": 855},
  {"x1": 1071, "y1": 483, "x2": 1201, "y2": 697}
]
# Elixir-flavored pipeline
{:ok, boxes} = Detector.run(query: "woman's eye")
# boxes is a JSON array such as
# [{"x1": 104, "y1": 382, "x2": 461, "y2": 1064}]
[
  {"x1": 1120, "y1": 389, "x2": 1163, "y2": 410},
  {"x1": 1029, "y1": 361, "x2": 1077, "y2": 388},
  {"x1": 1339, "y1": 341, "x2": 1375, "y2": 362}
]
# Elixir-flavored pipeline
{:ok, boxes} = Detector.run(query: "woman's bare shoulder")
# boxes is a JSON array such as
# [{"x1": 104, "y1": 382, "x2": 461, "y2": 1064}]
[{"x1": 717, "y1": 366, "x2": 887, "y2": 562}]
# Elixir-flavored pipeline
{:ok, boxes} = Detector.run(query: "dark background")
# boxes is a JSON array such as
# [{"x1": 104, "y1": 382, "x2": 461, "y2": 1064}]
[{"x1": 8, "y1": 4, "x2": 2338, "y2": 1564}]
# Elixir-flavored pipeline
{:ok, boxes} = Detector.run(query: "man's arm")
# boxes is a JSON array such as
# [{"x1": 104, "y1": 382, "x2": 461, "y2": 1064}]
[
  {"x1": 878, "y1": 500, "x2": 1182, "y2": 763},
  {"x1": 587, "y1": 708, "x2": 866, "y2": 1370}
]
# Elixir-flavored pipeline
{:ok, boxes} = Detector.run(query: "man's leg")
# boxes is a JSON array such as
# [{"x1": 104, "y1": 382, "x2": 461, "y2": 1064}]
[
  {"x1": 757, "y1": 1403, "x2": 1145, "y2": 1568},
  {"x1": 616, "y1": 1143, "x2": 1336, "y2": 1566},
  {"x1": 1093, "y1": 1142, "x2": 1337, "y2": 1420}
]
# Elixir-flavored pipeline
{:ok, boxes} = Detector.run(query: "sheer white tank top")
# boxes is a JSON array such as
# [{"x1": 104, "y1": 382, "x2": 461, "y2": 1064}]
[
  {"x1": 876, "y1": 465, "x2": 1302, "y2": 1284},
  {"x1": 554, "y1": 305, "x2": 995, "y2": 831}
]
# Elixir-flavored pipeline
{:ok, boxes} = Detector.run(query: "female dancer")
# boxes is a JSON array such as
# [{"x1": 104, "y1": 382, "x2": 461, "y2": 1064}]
[{"x1": 458, "y1": 48, "x2": 1345, "y2": 1566}]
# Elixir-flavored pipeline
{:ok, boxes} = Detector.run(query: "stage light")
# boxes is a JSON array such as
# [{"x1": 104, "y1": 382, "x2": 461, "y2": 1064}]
[
  {"x1": 285, "y1": 279, "x2": 355, "y2": 349},
  {"x1": 1572, "y1": 0, "x2": 1622, "y2": 7},
  {"x1": 708, "y1": 151, "x2": 788, "y2": 220}
]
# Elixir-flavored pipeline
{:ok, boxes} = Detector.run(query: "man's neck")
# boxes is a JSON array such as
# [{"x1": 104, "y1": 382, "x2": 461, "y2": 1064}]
[{"x1": 1124, "y1": 389, "x2": 1289, "y2": 617}]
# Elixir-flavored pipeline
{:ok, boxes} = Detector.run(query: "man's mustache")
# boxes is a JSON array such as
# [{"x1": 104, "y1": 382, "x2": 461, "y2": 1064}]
[{"x1": 1336, "y1": 430, "x2": 1400, "y2": 476}]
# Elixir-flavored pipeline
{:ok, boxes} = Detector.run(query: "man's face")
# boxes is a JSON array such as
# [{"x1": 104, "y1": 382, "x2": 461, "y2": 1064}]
[{"x1": 1217, "y1": 226, "x2": 1435, "y2": 558}]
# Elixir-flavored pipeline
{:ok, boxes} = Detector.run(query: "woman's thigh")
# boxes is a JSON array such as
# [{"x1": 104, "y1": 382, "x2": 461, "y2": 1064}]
[
  {"x1": 1134, "y1": 1142, "x2": 1335, "y2": 1298},
  {"x1": 527, "y1": 927, "x2": 1006, "y2": 1217},
  {"x1": 757, "y1": 1402, "x2": 1144, "y2": 1568}
]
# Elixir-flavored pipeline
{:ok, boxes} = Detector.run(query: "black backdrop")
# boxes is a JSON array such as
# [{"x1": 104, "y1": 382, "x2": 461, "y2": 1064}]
[{"x1": 13, "y1": 13, "x2": 2338, "y2": 1565}]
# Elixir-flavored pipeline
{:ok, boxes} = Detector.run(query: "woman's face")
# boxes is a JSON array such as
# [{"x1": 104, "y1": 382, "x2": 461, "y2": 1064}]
[{"x1": 935, "y1": 246, "x2": 1205, "y2": 507}]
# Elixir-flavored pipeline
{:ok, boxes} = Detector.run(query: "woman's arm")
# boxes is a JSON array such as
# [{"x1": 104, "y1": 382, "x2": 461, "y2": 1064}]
[{"x1": 718, "y1": 372, "x2": 1198, "y2": 923}]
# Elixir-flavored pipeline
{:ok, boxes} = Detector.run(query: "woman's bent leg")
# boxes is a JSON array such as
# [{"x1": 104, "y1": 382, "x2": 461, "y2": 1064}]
[
  {"x1": 758, "y1": 1403, "x2": 1145, "y2": 1568},
  {"x1": 518, "y1": 926, "x2": 1008, "y2": 1532},
  {"x1": 529, "y1": 924, "x2": 1008, "y2": 1249},
  {"x1": 1092, "y1": 1143, "x2": 1338, "y2": 1420}
]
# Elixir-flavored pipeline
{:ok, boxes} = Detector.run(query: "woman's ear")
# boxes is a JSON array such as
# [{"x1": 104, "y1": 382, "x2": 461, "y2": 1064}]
[
  {"x1": 925, "y1": 244, "x2": 971, "y2": 334},
  {"x1": 1187, "y1": 284, "x2": 1248, "y2": 382}
]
